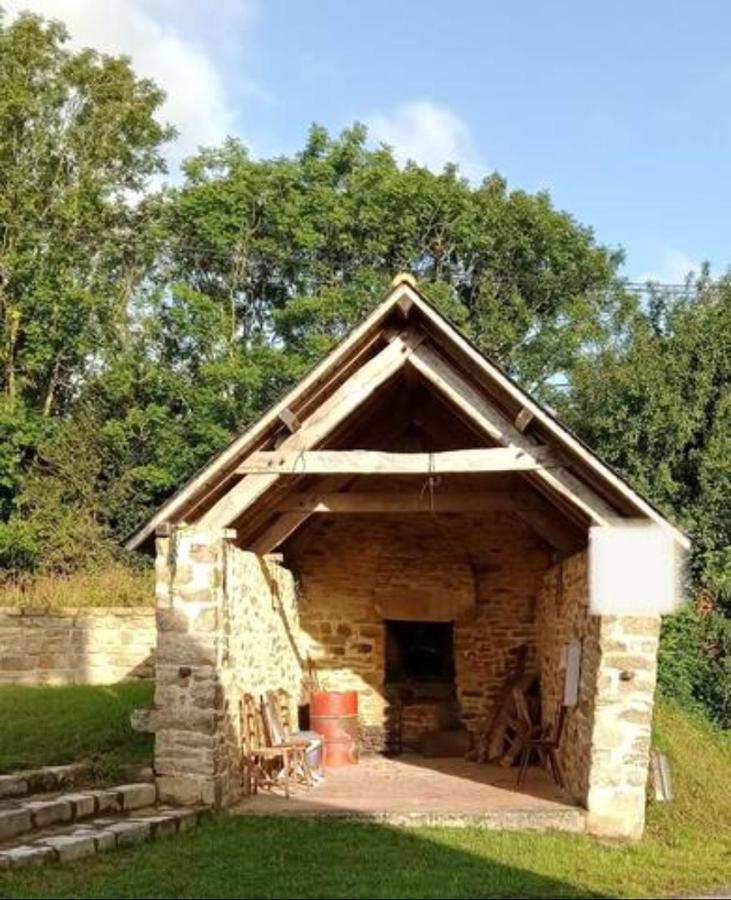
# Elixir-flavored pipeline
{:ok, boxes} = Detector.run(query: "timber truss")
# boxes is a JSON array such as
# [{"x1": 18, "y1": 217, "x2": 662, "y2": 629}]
[{"x1": 127, "y1": 274, "x2": 687, "y2": 559}]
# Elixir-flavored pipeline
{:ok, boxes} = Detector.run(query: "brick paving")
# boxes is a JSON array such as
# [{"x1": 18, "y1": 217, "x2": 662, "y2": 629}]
[{"x1": 233, "y1": 755, "x2": 585, "y2": 831}]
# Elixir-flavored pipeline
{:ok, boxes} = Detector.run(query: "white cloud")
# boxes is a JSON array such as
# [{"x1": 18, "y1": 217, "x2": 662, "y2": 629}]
[
  {"x1": 365, "y1": 100, "x2": 484, "y2": 182},
  {"x1": 636, "y1": 244, "x2": 702, "y2": 284},
  {"x1": 4, "y1": 0, "x2": 255, "y2": 177}
]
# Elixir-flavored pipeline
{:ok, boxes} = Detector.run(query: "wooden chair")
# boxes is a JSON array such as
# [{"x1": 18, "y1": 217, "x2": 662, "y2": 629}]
[
  {"x1": 261, "y1": 690, "x2": 321, "y2": 787},
  {"x1": 517, "y1": 702, "x2": 567, "y2": 788},
  {"x1": 516, "y1": 640, "x2": 581, "y2": 790},
  {"x1": 240, "y1": 693, "x2": 298, "y2": 798}
]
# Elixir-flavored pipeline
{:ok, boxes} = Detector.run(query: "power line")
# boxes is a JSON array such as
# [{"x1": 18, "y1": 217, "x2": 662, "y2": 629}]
[{"x1": 0, "y1": 233, "x2": 725, "y2": 293}]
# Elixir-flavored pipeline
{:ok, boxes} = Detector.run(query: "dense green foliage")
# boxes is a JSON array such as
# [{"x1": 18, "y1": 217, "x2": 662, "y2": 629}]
[
  {"x1": 0, "y1": 697, "x2": 729, "y2": 898},
  {"x1": 555, "y1": 283, "x2": 731, "y2": 726},
  {"x1": 0, "y1": 13, "x2": 728, "y2": 723}
]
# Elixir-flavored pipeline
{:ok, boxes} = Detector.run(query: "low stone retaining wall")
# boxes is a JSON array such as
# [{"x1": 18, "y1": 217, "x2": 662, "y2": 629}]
[{"x1": 0, "y1": 607, "x2": 155, "y2": 685}]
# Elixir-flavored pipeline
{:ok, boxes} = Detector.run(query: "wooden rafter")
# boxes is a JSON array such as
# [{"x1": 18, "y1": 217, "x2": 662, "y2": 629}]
[
  {"x1": 248, "y1": 403, "x2": 421, "y2": 554},
  {"x1": 199, "y1": 331, "x2": 419, "y2": 530},
  {"x1": 407, "y1": 344, "x2": 621, "y2": 527}
]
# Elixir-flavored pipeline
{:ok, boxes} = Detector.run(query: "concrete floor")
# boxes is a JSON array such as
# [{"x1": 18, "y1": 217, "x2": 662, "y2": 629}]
[{"x1": 232, "y1": 755, "x2": 586, "y2": 832}]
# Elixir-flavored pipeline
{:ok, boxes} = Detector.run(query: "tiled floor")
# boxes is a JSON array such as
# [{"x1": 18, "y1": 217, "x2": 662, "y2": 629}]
[{"x1": 232, "y1": 755, "x2": 585, "y2": 831}]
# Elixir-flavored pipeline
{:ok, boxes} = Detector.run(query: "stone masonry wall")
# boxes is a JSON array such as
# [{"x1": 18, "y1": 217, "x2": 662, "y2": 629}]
[
  {"x1": 536, "y1": 550, "x2": 661, "y2": 838},
  {"x1": 536, "y1": 552, "x2": 600, "y2": 802},
  {"x1": 153, "y1": 526, "x2": 302, "y2": 809},
  {"x1": 585, "y1": 614, "x2": 660, "y2": 839},
  {"x1": 288, "y1": 512, "x2": 551, "y2": 748},
  {"x1": 0, "y1": 606, "x2": 155, "y2": 685}
]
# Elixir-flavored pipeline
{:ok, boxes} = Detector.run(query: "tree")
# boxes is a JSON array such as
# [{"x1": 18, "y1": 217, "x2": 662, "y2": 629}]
[
  {"x1": 0, "y1": 11, "x2": 171, "y2": 570},
  {"x1": 557, "y1": 280, "x2": 731, "y2": 607},
  {"x1": 158, "y1": 126, "x2": 621, "y2": 391},
  {"x1": 0, "y1": 11, "x2": 171, "y2": 419}
]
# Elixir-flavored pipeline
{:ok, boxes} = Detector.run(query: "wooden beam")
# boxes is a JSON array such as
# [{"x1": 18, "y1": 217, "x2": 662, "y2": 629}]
[
  {"x1": 275, "y1": 491, "x2": 542, "y2": 514},
  {"x1": 279, "y1": 408, "x2": 301, "y2": 433},
  {"x1": 407, "y1": 345, "x2": 621, "y2": 527},
  {"x1": 236, "y1": 446, "x2": 558, "y2": 476},
  {"x1": 514, "y1": 407, "x2": 533, "y2": 432},
  {"x1": 247, "y1": 408, "x2": 419, "y2": 555},
  {"x1": 517, "y1": 509, "x2": 585, "y2": 556},
  {"x1": 199, "y1": 332, "x2": 417, "y2": 529}
]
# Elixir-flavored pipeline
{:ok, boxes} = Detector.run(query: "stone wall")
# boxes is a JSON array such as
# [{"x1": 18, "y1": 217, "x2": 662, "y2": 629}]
[
  {"x1": 536, "y1": 550, "x2": 661, "y2": 839},
  {"x1": 536, "y1": 552, "x2": 598, "y2": 802},
  {"x1": 0, "y1": 606, "x2": 155, "y2": 685},
  {"x1": 585, "y1": 614, "x2": 660, "y2": 839},
  {"x1": 152, "y1": 526, "x2": 303, "y2": 809},
  {"x1": 288, "y1": 512, "x2": 551, "y2": 748}
]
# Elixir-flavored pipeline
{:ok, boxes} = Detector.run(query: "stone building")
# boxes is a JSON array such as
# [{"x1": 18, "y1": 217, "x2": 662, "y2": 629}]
[{"x1": 127, "y1": 275, "x2": 687, "y2": 839}]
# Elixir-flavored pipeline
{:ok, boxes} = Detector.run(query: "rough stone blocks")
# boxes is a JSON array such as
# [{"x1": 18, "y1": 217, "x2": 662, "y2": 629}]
[
  {"x1": 117, "y1": 782, "x2": 157, "y2": 810},
  {"x1": 40, "y1": 833, "x2": 96, "y2": 862},
  {"x1": 0, "y1": 844, "x2": 55, "y2": 868},
  {"x1": 0, "y1": 808, "x2": 31, "y2": 842},
  {"x1": 25, "y1": 798, "x2": 72, "y2": 828}
]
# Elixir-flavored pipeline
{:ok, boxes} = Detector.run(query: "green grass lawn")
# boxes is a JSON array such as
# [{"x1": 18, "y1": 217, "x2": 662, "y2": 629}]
[
  {"x1": 0, "y1": 681, "x2": 154, "y2": 779},
  {"x1": 0, "y1": 696, "x2": 729, "y2": 899}
]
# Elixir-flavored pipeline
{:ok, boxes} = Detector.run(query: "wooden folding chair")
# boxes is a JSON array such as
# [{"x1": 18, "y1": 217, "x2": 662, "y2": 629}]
[
  {"x1": 261, "y1": 690, "x2": 321, "y2": 787},
  {"x1": 240, "y1": 693, "x2": 298, "y2": 798}
]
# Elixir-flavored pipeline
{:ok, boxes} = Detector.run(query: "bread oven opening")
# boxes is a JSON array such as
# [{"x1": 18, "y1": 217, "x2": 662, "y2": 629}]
[{"x1": 385, "y1": 620, "x2": 455, "y2": 684}]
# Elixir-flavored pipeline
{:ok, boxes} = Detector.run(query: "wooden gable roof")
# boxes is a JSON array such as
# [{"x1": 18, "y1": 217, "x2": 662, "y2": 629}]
[{"x1": 126, "y1": 274, "x2": 688, "y2": 553}]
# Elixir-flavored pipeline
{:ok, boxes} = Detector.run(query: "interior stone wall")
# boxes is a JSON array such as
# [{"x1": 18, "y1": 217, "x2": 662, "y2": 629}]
[
  {"x1": 287, "y1": 512, "x2": 552, "y2": 749},
  {"x1": 536, "y1": 551, "x2": 600, "y2": 802},
  {"x1": 0, "y1": 606, "x2": 155, "y2": 685}
]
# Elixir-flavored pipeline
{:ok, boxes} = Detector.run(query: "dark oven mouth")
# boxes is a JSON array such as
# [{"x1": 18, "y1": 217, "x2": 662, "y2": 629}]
[{"x1": 385, "y1": 620, "x2": 455, "y2": 684}]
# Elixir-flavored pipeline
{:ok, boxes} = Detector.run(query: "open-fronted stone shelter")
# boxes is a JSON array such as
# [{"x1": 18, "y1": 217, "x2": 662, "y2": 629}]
[{"x1": 128, "y1": 275, "x2": 687, "y2": 839}]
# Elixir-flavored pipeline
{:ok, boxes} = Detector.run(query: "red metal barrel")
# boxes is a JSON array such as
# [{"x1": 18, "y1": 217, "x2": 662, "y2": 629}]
[{"x1": 310, "y1": 691, "x2": 359, "y2": 766}]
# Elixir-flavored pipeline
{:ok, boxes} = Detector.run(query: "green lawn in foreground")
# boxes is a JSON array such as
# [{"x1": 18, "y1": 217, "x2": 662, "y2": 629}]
[
  {"x1": 0, "y1": 696, "x2": 729, "y2": 899},
  {"x1": 0, "y1": 681, "x2": 154, "y2": 779}
]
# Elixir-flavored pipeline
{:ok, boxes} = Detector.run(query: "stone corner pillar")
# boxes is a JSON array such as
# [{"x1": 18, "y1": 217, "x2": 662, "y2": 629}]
[
  {"x1": 584, "y1": 614, "x2": 661, "y2": 840},
  {"x1": 152, "y1": 524, "x2": 239, "y2": 809}
]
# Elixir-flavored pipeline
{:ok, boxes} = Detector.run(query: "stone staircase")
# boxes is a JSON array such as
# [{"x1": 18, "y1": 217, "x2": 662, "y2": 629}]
[{"x1": 0, "y1": 763, "x2": 210, "y2": 869}]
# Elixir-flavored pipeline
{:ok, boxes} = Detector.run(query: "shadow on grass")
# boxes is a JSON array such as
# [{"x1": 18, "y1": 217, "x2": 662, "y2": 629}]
[{"x1": 0, "y1": 815, "x2": 609, "y2": 900}]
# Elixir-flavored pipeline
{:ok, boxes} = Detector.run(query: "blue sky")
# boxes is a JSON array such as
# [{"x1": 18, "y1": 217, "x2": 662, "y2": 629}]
[{"x1": 8, "y1": 1, "x2": 731, "y2": 281}]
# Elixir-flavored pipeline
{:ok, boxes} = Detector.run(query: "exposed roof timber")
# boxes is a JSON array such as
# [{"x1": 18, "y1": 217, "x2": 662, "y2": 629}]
[
  {"x1": 236, "y1": 446, "x2": 558, "y2": 476},
  {"x1": 124, "y1": 288, "x2": 410, "y2": 550},
  {"x1": 407, "y1": 343, "x2": 621, "y2": 527},
  {"x1": 199, "y1": 330, "x2": 420, "y2": 530},
  {"x1": 517, "y1": 508, "x2": 585, "y2": 556},
  {"x1": 278, "y1": 408, "x2": 301, "y2": 434},
  {"x1": 399, "y1": 284, "x2": 688, "y2": 548},
  {"x1": 126, "y1": 276, "x2": 688, "y2": 552},
  {"x1": 274, "y1": 490, "x2": 542, "y2": 514},
  {"x1": 515, "y1": 407, "x2": 534, "y2": 432},
  {"x1": 244, "y1": 401, "x2": 428, "y2": 552}
]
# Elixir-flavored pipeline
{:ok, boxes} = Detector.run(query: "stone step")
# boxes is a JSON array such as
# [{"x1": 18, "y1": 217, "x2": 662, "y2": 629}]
[
  {"x1": 0, "y1": 762, "x2": 93, "y2": 801},
  {"x1": 0, "y1": 805, "x2": 211, "y2": 868},
  {"x1": 0, "y1": 782, "x2": 157, "y2": 843}
]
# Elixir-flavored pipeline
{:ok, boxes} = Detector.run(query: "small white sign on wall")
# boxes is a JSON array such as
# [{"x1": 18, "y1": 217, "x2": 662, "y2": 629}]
[{"x1": 589, "y1": 522, "x2": 684, "y2": 616}]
